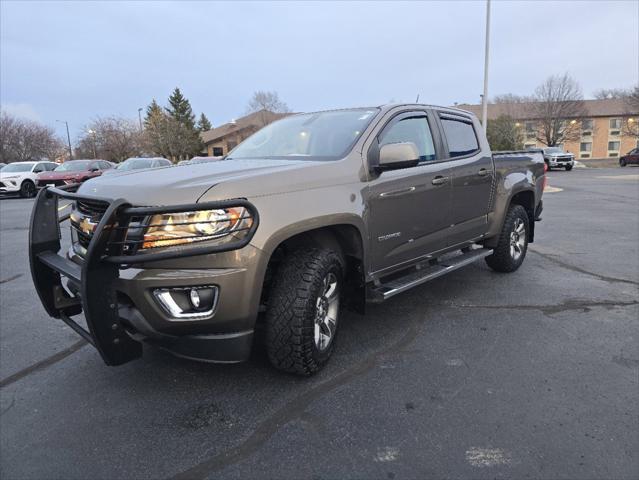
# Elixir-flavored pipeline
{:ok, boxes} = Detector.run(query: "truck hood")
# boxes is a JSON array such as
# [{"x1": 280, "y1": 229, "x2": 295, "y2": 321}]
[{"x1": 77, "y1": 158, "x2": 324, "y2": 205}]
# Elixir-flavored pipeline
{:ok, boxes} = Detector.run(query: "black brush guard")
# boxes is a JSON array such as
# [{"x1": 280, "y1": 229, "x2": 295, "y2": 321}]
[{"x1": 28, "y1": 186, "x2": 259, "y2": 366}]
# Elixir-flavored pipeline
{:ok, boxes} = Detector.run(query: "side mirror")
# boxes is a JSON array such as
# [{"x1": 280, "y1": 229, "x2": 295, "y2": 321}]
[
  {"x1": 89, "y1": 167, "x2": 99, "y2": 172},
  {"x1": 377, "y1": 142, "x2": 420, "y2": 171}
]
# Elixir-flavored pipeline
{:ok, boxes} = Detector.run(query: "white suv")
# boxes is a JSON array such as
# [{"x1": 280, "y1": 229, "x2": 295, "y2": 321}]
[{"x1": 0, "y1": 161, "x2": 58, "y2": 197}]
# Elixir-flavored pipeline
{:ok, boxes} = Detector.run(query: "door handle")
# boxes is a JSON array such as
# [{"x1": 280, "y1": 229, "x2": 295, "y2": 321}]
[
  {"x1": 431, "y1": 176, "x2": 449, "y2": 186},
  {"x1": 477, "y1": 168, "x2": 490, "y2": 177},
  {"x1": 379, "y1": 186, "x2": 416, "y2": 197}
]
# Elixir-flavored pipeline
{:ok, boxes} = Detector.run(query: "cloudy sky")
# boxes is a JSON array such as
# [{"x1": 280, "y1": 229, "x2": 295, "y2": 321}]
[{"x1": 1, "y1": 1, "x2": 637, "y2": 140}]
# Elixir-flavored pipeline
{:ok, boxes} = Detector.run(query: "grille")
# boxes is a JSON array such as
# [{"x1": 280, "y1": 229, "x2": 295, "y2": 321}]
[
  {"x1": 76, "y1": 199, "x2": 109, "y2": 219},
  {"x1": 76, "y1": 228, "x2": 93, "y2": 250}
]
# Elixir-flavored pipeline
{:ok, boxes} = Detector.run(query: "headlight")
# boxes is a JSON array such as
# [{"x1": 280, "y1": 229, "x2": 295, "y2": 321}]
[{"x1": 140, "y1": 207, "x2": 252, "y2": 249}]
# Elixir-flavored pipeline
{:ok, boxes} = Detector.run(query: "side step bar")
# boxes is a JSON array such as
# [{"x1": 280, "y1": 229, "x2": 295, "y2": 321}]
[{"x1": 368, "y1": 248, "x2": 493, "y2": 302}]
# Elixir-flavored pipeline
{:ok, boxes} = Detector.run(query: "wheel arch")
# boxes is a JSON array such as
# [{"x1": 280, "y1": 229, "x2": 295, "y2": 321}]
[
  {"x1": 259, "y1": 219, "x2": 367, "y2": 314},
  {"x1": 484, "y1": 187, "x2": 537, "y2": 247}
]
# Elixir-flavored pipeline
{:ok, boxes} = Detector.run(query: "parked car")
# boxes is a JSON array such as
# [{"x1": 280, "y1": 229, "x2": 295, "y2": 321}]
[
  {"x1": 0, "y1": 160, "x2": 58, "y2": 197},
  {"x1": 619, "y1": 148, "x2": 639, "y2": 167},
  {"x1": 29, "y1": 104, "x2": 544, "y2": 375},
  {"x1": 0, "y1": 162, "x2": 6, "y2": 170},
  {"x1": 36, "y1": 159, "x2": 113, "y2": 188},
  {"x1": 541, "y1": 146, "x2": 574, "y2": 171},
  {"x1": 102, "y1": 157, "x2": 172, "y2": 175}
]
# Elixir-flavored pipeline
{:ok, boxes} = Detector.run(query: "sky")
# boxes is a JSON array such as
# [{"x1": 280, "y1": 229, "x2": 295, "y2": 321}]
[{"x1": 1, "y1": 0, "x2": 637, "y2": 142}]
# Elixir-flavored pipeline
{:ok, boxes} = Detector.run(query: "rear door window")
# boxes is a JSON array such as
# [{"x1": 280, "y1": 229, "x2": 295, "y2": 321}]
[
  {"x1": 441, "y1": 118, "x2": 479, "y2": 157},
  {"x1": 379, "y1": 116, "x2": 436, "y2": 163}
]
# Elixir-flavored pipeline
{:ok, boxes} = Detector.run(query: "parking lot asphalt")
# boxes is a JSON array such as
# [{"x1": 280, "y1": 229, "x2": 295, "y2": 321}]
[{"x1": 1, "y1": 167, "x2": 638, "y2": 480}]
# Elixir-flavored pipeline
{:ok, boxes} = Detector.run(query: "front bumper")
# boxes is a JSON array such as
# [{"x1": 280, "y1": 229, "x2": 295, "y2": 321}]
[
  {"x1": 0, "y1": 179, "x2": 21, "y2": 193},
  {"x1": 29, "y1": 186, "x2": 261, "y2": 366},
  {"x1": 547, "y1": 157, "x2": 574, "y2": 167}
]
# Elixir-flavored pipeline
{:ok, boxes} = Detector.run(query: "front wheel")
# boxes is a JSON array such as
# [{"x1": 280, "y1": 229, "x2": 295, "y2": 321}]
[
  {"x1": 485, "y1": 204, "x2": 529, "y2": 273},
  {"x1": 265, "y1": 248, "x2": 343, "y2": 375},
  {"x1": 19, "y1": 180, "x2": 36, "y2": 198},
  {"x1": 565, "y1": 165, "x2": 573, "y2": 171}
]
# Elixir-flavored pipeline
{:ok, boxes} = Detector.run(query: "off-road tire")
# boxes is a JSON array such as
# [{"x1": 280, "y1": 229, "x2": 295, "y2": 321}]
[
  {"x1": 265, "y1": 248, "x2": 343, "y2": 376},
  {"x1": 565, "y1": 165, "x2": 573, "y2": 171},
  {"x1": 19, "y1": 180, "x2": 36, "y2": 198},
  {"x1": 485, "y1": 204, "x2": 529, "y2": 273}
]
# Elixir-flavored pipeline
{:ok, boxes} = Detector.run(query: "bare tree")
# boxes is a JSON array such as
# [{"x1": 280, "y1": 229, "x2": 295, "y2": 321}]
[
  {"x1": 0, "y1": 111, "x2": 64, "y2": 162},
  {"x1": 593, "y1": 87, "x2": 631, "y2": 100},
  {"x1": 246, "y1": 91, "x2": 290, "y2": 115},
  {"x1": 622, "y1": 85, "x2": 639, "y2": 139},
  {"x1": 492, "y1": 93, "x2": 533, "y2": 104},
  {"x1": 531, "y1": 74, "x2": 587, "y2": 146},
  {"x1": 76, "y1": 117, "x2": 143, "y2": 162}
]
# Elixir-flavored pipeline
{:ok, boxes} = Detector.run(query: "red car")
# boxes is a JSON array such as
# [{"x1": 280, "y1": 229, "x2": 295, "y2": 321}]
[
  {"x1": 619, "y1": 148, "x2": 639, "y2": 167},
  {"x1": 37, "y1": 159, "x2": 114, "y2": 188}
]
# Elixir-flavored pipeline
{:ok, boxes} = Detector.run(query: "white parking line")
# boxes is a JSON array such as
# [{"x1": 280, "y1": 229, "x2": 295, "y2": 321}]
[{"x1": 595, "y1": 174, "x2": 639, "y2": 180}]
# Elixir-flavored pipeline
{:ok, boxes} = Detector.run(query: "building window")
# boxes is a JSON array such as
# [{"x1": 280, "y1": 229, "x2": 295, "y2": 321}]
[
  {"x1": 581, "y1": 119, "x2": 593, "y2": 130},
  {"x1": 580, "y1": 142, "x2": 592, "y2": 152},
  {"x1": 609, "y1": 118, "x2": 622, "y2": 129},
  {"x1": 608, "y1": 141, "x2": 620, "y2": 157},
  {"x1": 524, "y1": 122, "x2": 536, "y2": 139},
  {"x1": 213, "y1": 147, "x2": 224, "y2": 156}
]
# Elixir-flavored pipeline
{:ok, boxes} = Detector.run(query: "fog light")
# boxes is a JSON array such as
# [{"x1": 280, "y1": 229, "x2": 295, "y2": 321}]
[
  {"x1": 153, "y1": 286, "x2": 218, "y2": 320},
  {"x1": 190, "y1": 288, "x2": 201, "y2": 308}
]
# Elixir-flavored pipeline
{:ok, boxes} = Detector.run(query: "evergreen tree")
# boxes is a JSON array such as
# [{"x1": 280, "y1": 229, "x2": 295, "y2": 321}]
[
  {"x1": 166, "y1": 87, "x2": 196, "y2": 129},
  {"x1": 144, "y1": 99, "x2": 164, "y2": 128},
  {"x1": 197, "y1": 113, "x2": 212, "y2": 132}
]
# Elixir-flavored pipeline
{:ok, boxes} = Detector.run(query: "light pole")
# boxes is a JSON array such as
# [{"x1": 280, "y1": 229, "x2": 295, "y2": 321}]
[
  {"x1": 56, "y1": 120, "x2": 73, "y2": 160},
  {"x1": 87, "y1": 129, "x2": 97, "y2": 159},
  {"x1": 137, "y1": 108, "x2": 143, "y2": 131},
  {"x1": 481, "y1": 0, "x2": 491, "y2": 132}
]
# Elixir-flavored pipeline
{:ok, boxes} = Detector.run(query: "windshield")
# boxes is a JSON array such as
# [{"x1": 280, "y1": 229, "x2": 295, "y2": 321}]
[
  {"x1": 544, "y1": 147, "x2": 563, "y2": 154},
  {"x1": 1, "y1": 163, "x2": 34, "y2": 173},
  {"x1": 227, "y1": 109, "x2": 379, "y2": 161},
  {"x1": 54, "y1": 160, "x2": 92, "y2": 172},
  {"x1": 117, "y1": 159, "x2": 154, "y2": 170}
]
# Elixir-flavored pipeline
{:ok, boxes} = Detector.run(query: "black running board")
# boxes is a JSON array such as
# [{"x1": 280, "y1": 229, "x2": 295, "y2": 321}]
[{"x1": 368, "y1": 248, "x2": 493, "y2": 302}]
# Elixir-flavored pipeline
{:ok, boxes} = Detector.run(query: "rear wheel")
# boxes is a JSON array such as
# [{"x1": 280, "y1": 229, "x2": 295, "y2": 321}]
[
  {"x1": 485, "y1": 204, "x2": 529, "y2": 273},
  {"x1": 19, "y1": 180, "x2": 36, "y2": 198},
  {"x1": 265, "y1": 248, "x2": 343, "y2": 375},
  {"x1": 620, "y1": 159, "x2": 627, "y2": 167}
]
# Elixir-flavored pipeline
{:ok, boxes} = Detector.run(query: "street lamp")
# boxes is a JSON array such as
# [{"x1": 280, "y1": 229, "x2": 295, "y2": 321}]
[
  {"x1": 56, "y1": 120, "x2": 73, "y2": 160},
  {"x1": 481, "y1": 0, "x2": 491, "y2": 132},
  {"x1": 87, "y1": 129, "x2": 97, "y2": 159},
  {"x1": 137, "y1": 108, "x2": 143, "y2": 131}
]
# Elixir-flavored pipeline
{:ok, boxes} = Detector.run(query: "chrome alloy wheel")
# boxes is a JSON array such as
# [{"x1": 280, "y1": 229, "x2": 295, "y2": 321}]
[
  {"x1": 314, "y1": 272, "x2": 339, "y2": 351},
  {"x1": 510, "y1": 218, "x2": 526, "y2": 260}
]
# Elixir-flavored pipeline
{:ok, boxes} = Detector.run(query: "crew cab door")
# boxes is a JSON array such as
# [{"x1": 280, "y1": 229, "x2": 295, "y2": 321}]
[
  {"x1": 367, "y1": 110, "x2": 451, "y2": 273},
  {"x1": 438, "y1": 113, "x2": 494, "y2": 245}
]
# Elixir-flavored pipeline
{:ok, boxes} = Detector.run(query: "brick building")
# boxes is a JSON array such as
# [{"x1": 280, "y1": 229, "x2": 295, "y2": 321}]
[
  {"x1": 200, "y1": 109, "x2": 291, "y2": 157},
  {"x1": 457, "y1": 99, "x2": 639, "y2": 160}
]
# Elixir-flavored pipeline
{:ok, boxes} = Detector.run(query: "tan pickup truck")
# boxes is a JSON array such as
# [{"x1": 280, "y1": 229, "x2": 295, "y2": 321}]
[{"x1": 29, "y1": 104, "x2": 545, "y2": 375}]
